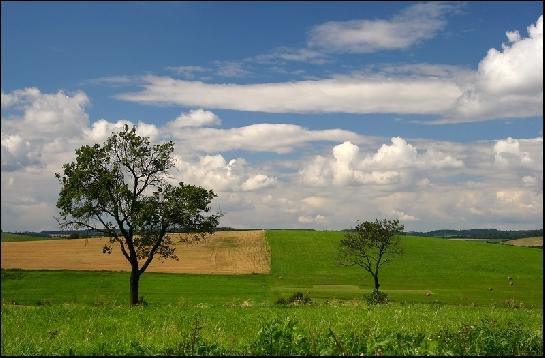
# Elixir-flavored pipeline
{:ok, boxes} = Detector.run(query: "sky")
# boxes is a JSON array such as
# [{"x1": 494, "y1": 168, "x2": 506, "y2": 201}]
[{"x1": 1, "y1": 1, "x2": 543, "y2": 232}]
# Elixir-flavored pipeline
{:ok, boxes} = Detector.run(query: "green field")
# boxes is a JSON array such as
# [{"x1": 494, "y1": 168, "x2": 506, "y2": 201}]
[
  {"x1": 1, "y1": 231, "x2": 543, "y2": 355},
  {"x1": 1, "y1": 232, "x2": 54, "y2": 242},
  {"x1": 3, "y1": 232, "x2": 541, "y2": 307}
]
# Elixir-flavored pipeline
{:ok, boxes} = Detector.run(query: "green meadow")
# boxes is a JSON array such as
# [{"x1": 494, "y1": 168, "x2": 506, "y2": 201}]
[
  {"x1": 1, "y1": 232, "x2": 54, "y2": 242},
  {"x1": 1, "y1": 231, "x2": 543, "y2": 355}
]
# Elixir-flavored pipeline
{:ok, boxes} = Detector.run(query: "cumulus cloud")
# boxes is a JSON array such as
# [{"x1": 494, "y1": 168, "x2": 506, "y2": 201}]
[
  {"x1": 308, "y1": 2, "x2": 457, "y2": 53},
  {"x1": 440, "y1": 15, "x2": 543, "y2": 123},
  {"x1": 1, "y1": 88, "x2": 90, "y2": 171},
  {"x1": 300, "y1": 137, "x2": 465, "y2": 187},
  {"x1": 84, "y1": 119, "x2": 160, "y2": 143},
  {"x1": 241, "y1": 174, "x2": 277, "y2": 191},
  {"x1": 494, "y1": 137, "x2": 537, "y2": 169},
  {"x1": 172, "y1": 154, "x2": 277, "y2": 193},
  {"x1": 1, "y1": 134, "x2": 37, "y2": 171},
  {"x1": 1, "y1": 87, "x2": 542, "y2": 232},
  {"x1": 1, "y1": 87, "x2": 89, "y2": 137}
]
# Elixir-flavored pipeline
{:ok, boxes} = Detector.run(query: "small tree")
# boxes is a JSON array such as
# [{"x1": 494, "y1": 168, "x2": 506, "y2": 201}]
[
  {"x1": 339, "y1": 218, "x2": 404, "y2": 292},
  {"x1": 55, "y1": 125, "x2": 221, "y2": 305}
]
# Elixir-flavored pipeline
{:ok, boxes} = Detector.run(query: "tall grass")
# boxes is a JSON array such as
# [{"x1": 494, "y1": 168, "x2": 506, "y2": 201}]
[{"x1": 1, "y1": 302, "x2": 542, "y2": 356}]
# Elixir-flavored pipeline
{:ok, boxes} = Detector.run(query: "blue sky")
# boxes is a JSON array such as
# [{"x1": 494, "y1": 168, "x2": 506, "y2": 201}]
[{"x1": 1, "y1": 1, "x2": 543, "y2": 231}]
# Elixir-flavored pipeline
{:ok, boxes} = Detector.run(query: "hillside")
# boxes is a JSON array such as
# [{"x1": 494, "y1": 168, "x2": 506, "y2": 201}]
[
  {"x1": 2, "y1": 230, "x2": 542, "y2": 307},
  {"x1": 408, "y1": 228, "x2": 543, "y2": 240}
]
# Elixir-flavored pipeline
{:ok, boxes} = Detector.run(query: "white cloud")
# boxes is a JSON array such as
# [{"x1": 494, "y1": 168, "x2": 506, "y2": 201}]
[
  {"x1": 118, "y1": 75, "x2": 461, "y2": 115},
  {"x1": 391, "y1": 210, "x2": 419, "y2": 221},
  {"x1": 441, "y1": 15, "x2": 543, "y2": 123},
  {"x1": 84, "y1": 119, "x2": 160, "y2": 143},
  {"x1": 241, "y1": 174, "x2": 277, "y2": 191},
  {"x1": 362, "y1": 137, "x2": 417, "y2": 168},
  {"x1": 1, "y1": 88, "x2": 90, "y2": 171},
  {"x1": 1, "y1": 134, "x2": 36, "y2": 171},
  {"x1": 171, "y1": 154, "x2": 277, "y2": 193},
  {"x1": 300, "y1": 137, "x2": 465, "y2": 187},
  {"x1": 1, "y1": 87, "x2": 542, "y2": 232},
  {"x1": 168, "y1": 122, "x2": 361, "y2": 153},
  {"x1": 135, "y1": 121, "x2": 160, "y2": 141},
  {"x1": 298, "y1": 214, "x2": 326, "y2": 224},
  {"x1": 308, "y1": 2, "x2": 457, "y2": 53},
  {"x1": 166, "y1": 109, "x2": 221, "y2": 128},
  {"x1": 301, "y1": 196, "x2": 329, "y2": 208},
  {"x1": 84, "y1": 119, "x2": 132, "y2": 142},
  {"x1": 494, "y1": 137, "x2": 535, "y2": 169},
  {"x1": 1, "y1": 88, "x2": 89, "y2": 137},
  {"x1": 480, "y1": 15, "x2": 543, "y2": 96},
  {"x1": 116, "y1": 16, "x2": 541, "y2": 123}
]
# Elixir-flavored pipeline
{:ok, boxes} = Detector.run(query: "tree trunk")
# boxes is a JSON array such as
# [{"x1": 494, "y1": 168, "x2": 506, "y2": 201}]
[
  {"x1": 130, "y1": 268, "x2": 140, "y2": 305},
  {"x1": 373, "y1": 273, "x2": 380, "y2": 291}
]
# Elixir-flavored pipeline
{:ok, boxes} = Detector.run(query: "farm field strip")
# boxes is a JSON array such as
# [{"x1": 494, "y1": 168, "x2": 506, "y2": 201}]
[
  {"x1": 0, "y1": 231, "x2": 270, "y2": 274},
  {"x1": 504, "y1": 236, "x2": 543, "y2": 247}
]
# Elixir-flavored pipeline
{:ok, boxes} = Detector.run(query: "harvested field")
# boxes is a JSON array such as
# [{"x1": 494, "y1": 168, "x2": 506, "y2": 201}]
[
  {"x1": 0, "y1": 231, "x2": 270, "y2": 274},
  {"x1": 503, "y1": 236, "x2": 543, "y2": 248}
]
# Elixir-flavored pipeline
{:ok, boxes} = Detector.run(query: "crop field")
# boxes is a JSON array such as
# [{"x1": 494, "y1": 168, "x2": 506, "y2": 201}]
[
  {"x1": 504, "y1": 236, "x2": 543, "y2": 248},
  {"x1": 1, "y1": 230, "x2": 543, "y2": 355},
  {"x1": 1, "y1": 231, "x2": 270, "y2": 274}
]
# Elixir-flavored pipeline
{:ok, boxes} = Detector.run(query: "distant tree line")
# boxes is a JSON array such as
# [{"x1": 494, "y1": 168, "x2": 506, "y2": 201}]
[
  {"x1": 8, "y1": 227, "x2": 300, "y2": 237},
  {"x1": 407, "y1": 228, "x2": 543, "y2": 240}
]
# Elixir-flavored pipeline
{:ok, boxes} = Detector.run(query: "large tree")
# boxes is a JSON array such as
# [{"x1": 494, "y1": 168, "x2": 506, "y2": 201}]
[
  {"x1": 339, "y1": 218, "x2": 404, "y2": 292},
  {"x1": 55, "y1": 125, "x2": 221, "y2": 305}
]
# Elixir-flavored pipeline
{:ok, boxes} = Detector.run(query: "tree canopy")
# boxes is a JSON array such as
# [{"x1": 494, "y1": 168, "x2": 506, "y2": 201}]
[
  {"x1": 339, "y1": 218, "x2": 404, "y2": 292},
  {"x1": 56, "y1": 125, "x2": 221, "y2": 304}
]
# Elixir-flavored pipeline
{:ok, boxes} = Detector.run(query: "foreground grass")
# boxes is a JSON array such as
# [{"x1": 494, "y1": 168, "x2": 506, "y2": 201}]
[{"x1": 1, "y1": 302, "x2": 542, "y2": 356}]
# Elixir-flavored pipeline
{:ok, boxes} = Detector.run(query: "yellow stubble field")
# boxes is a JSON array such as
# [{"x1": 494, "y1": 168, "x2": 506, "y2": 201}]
[{"x1": 0, "y1": 230, "x2": 270, "y2": 274}]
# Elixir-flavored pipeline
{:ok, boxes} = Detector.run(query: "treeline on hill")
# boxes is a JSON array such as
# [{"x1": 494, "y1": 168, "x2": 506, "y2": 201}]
[
  {"x1": 407, "y1": 228, "x2": 543, "y2": 240},
  {"x1": 5, "y1": 228, "x2": 540, "y2": 240},
  {"x1": 6, "y1": 227, "x2": 261, "y2": 238}
]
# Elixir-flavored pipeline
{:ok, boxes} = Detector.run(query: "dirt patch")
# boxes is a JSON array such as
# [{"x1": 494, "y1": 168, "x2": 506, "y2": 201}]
[
  {"x1": 0, "y1": 230, "x2": 270, "y2": 274},
  {"x1": 503, "y1": 237, "x2": 543, "y2": 248}
]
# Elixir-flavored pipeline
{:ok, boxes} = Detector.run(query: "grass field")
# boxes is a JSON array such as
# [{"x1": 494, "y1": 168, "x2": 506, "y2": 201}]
[
  {"x1": 2, "y1": 231, "x2": 542, "y2": 306},
  {"x1": 2, "y1": 303, "x2": 542, "y2": 356},
  {"x1": 266, "y1": 231, "x2": 542, "y2": 307},
  {"x1": 1, "y1": 230, "x2": 543, "y2": 355},
  {"x1": 1, "y1": 232, "x2": 55, "y2": 242}
]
